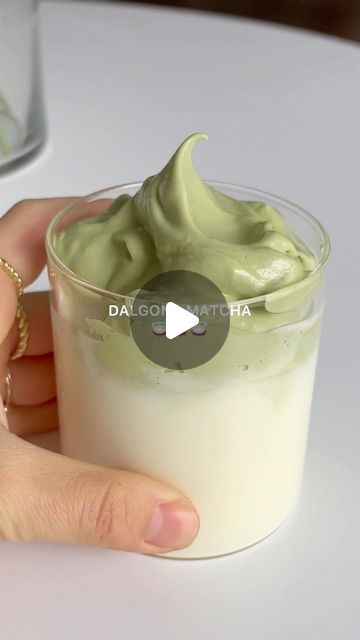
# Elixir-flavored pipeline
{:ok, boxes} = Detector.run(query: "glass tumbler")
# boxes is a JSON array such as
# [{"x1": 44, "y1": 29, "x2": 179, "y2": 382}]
[
  {"x1": 46, "y1": 183, "x2": 330, "y2": 559},
  {"x1": 0, "y1": 0, "x2": 46, "y2": 170}
]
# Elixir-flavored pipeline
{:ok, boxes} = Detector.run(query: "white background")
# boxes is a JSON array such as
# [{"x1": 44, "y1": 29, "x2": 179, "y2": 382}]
[{"x1": 0, "y1": 1, "x2": 359, "y2": 638}]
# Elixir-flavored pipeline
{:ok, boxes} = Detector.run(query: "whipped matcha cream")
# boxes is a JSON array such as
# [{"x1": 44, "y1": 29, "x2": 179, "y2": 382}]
[
  {"x1": 53, "y1": 133, "x2": 322, "y2": 380},
  {"x1": 55, "y1": 133, "x2": 316, "y2": 303}
]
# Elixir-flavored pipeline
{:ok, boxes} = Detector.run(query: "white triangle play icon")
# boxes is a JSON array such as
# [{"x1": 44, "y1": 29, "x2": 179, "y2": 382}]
[{"x1": 165, "y1": 302, "x2": 199, "y2": 340}]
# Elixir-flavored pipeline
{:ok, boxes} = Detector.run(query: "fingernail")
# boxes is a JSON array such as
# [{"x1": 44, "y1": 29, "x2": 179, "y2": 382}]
[{"x1": 144, "y1": 500, "x2": 199, "y2": 550}]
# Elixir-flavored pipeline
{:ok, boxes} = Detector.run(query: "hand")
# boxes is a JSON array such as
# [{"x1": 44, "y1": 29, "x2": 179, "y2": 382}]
[{"x1": 0, "y1": 199, "x2": 199, "y2": 553}]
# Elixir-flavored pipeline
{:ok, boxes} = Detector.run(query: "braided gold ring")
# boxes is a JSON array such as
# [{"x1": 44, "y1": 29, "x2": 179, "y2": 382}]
[
  {"x1": 0, "y1": 256, "x2": 30, "y2": 360},
  {"x1": 0, "y1": 256, "x2": 23, "y2": 296},
  {"x1": 10, "y1": 301, "x2": 30, "y2": 360}
]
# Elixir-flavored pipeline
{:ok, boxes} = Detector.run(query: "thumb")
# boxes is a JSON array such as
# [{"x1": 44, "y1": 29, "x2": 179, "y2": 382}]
[{"x1": 0, "y1": 426, "x2": 199, "y2": 553}]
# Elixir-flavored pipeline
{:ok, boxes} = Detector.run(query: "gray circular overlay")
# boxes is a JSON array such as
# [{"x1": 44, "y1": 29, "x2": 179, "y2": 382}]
[{"x1": 130, "y1": 270, "x2": 230, "y2": 370}]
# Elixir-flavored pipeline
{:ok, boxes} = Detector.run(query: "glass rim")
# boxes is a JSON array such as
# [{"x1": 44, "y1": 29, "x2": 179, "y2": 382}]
[{"x1": 45, "y1": 180, "x2": 331, "y2": 306}]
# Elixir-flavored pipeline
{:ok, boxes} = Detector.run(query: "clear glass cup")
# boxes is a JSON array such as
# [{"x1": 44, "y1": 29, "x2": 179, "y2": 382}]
[
  {"x1": 46, "y1": 183, "x2": 330, "y2": 559},
  {"x1": 0, "y1": 0, "x2": 46, "y2": 170}
]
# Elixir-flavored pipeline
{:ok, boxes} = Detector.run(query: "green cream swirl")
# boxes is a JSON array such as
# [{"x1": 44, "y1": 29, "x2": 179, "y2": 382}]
[
  {"x1": 55, "y1": 133, "x2": 316, "y2": 304},
  {"x1": 53, "y1": 133, "x2": 323, "y2": 384}
]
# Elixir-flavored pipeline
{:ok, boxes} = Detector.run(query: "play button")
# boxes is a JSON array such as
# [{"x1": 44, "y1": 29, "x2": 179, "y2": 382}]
[
  {"x1": 165, "y1": 302, "x2": 199, "y2": 340},
  {"x1": 130, "y1": 270, "x2": 230, "y2": 370}
]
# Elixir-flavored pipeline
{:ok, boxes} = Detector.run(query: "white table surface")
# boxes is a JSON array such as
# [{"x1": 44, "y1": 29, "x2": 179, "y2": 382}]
[{"x1": 1, "y1": 1, "x2": 359, "y2": 638}]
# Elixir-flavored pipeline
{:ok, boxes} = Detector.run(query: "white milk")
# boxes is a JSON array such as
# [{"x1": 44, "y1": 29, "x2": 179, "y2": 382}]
[{"x1": 52, "y1": 308, "x2": 318, "y2": 558}]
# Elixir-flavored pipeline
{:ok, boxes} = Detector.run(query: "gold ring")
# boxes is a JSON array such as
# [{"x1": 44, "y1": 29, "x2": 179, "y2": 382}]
[
  {"x1": 0, "y1": 256, "x2": 23, "y2": 296},
  {"x1": 0, "y1": 255, "x2": 29, "y2": 359},
  {"x1": 10, "y1": 301, "x2": 30, "y2": 360},
  {"x1": 3, "y1": 371, "x2": 11, "y2": 414}
]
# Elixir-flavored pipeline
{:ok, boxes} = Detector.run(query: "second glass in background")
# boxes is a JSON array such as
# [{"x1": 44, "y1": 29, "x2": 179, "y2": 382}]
[{"x1": 0, "y1": 0, "x2": 46, "y2": 170}]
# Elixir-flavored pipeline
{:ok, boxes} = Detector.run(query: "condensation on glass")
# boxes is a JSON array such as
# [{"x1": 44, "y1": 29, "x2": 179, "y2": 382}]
[{"x1": 0, "y1": 0, "x2": 46, "y2": 170}]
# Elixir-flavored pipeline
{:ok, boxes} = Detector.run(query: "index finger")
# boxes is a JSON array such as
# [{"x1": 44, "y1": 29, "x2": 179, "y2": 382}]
[
  {"x1": 0, "y1": 198, "x2": 76, "y2": 346},
  {"x1": 0, "y1": 198, "x2": 77, "y2": 288}
]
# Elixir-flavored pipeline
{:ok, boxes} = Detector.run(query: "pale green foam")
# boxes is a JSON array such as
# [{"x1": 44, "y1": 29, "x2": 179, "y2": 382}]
[{"x1": 53, "y1": 133, "x2": 323, "y2": 377}]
